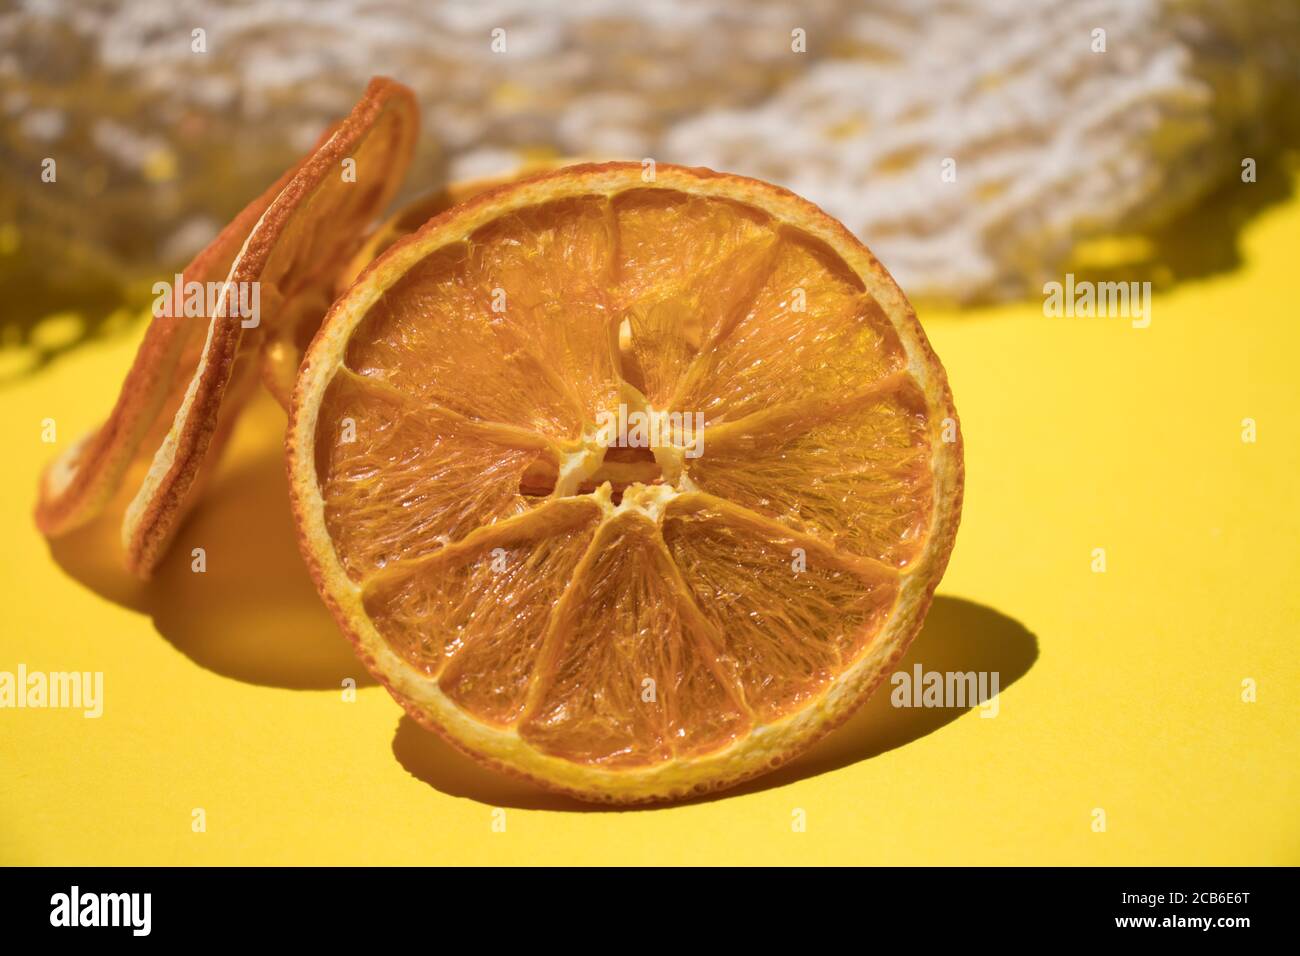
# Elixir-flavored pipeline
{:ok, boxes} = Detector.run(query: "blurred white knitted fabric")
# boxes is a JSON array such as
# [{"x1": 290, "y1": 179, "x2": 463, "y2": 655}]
[
  {"x1": 663, "y1": 0, "x2": 1299, "y2": 300},
  {"x1": 1, "y1": 0, "x2": 1296, "y2": 305}
]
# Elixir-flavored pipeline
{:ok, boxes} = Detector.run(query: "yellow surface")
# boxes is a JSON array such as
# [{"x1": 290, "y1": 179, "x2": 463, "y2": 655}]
[{"x1": 2, "y1": 193, "x2": 1298, "y2": 866}]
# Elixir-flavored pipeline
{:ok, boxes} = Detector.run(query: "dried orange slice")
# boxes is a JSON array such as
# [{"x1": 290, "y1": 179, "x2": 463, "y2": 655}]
[
  {"x1": 33, "y1": 157, "x2": 307, "y2": 537},
  {"x1": 121, "y1": 77, "x2": 417, "y2": 577},
  {"x1": 287, "y1": 163, "x2": 963, "y2": 802}
]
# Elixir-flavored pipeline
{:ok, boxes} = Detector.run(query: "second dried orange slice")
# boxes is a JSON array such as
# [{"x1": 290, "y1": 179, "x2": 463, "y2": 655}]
[
  {"x1": 122, "y1": 77, "x2": 417, "y2": 576},
  {"x1": 288, "y1": 162, "x2": 962, "y2": 802}
]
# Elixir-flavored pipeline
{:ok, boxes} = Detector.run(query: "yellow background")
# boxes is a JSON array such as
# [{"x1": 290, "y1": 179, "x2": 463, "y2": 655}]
[{"x1": 2, "y1": 188, "x2": 1297, "y2": 866}]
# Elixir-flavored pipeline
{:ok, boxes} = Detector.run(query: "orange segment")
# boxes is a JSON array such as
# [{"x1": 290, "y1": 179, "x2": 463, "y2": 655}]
[
  {"x1": 611, "y1": 189, "x2": 777, "y2": 407},
  {"x1": 661, "y1": 495, "x2": 898, "y2": 722},
  {"x1": 345, "y1": 193, "x2": 628, "y2": 442},
  {"x1": 344, "y1": 242, "x2": 583, "y2": 439},
  {"x1": 671, "y1": 232, "x2": 908, "y2": 425},
  {"x1": 363, "y1": 498, "x2": 601, "y2": 723},
  {"x1": 122, "y1": 77, "x2": 417, "y2": 577},
  {"x1": 519, "y1": 509, "x2": 750, "y2": 767},
  {"x1": 467, "y1": 196, "x2": 623, "y2": 429},
  {"x1": 314, "y1": 369, "x2": 550, "y2": 580},
  {"x1": 687, "y1": 378, "x2": 934, "y2": 567},
  {"x1": 287, "y1": 162, "x2": 963, "y2": 803}
]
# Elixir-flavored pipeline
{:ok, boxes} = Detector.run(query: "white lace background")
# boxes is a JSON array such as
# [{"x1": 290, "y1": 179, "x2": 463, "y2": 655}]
[{"x1": 1, "y1": 0, "x2": 1297, "y2": 311}]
